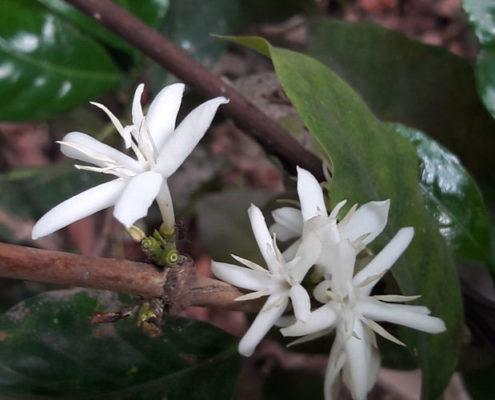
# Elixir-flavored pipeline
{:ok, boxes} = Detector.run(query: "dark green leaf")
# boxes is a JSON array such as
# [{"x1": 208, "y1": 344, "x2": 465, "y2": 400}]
[
  {"x1": 196, "y1": 190, "x2": 273, "y2": 265},
  {"x1": 225, "y1": 36, "x2": 463, "y2": 399},
  {"x1": 463, "y1": 0, "x2": 495, "y2": 119},
  {"x1": 0, "y1": 0, "x2": 121, "y2": 121},
  {"x1": 307, "y1": 19, "x2": 495, "y2": 183},
  {"x1": 37, "y1": 0, "x2": 169, "y2": 53},
  {"x1": 463, "y1": 0, "x2": 495, "y2": 45},
  {"x1": 393, "y1": 124, "x2": 492, "y2": 267},
  {"x1": 157, "y1": 0, "x2": 242, "y2": 73},
  {"x1": 0, "y1": 289, "x2": 240, "y2": 399}
]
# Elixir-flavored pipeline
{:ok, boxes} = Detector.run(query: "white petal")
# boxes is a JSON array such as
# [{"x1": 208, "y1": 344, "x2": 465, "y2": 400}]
[
  {"x1": 132, "y1": 83, "x2": 145, "y2": 126},
  {"x1": 32, "y1": 179, "x2": 126, "y2": 239},
  {"x1": 147, "y1": 83, "x2": 185, "y2": 150},
  {"x1": 367, "y1": 341, "x2": 381, "y2": 391},
  {"x1": 324, "y1": 337, "x2": 346, "y2": 400},
  {"x1": 330, "y1": 240, "x2": 357, "y2": 292},
  {"x1": 211, "y1": 261, "x2": 274, "y2": 292},
  {"x1": 155, "y1": 96, "x2": 228, "y2": 177},
  {"x1": 289, "y1": 284, "x2": 311, "y2": 322},
  {"x1": 393, "y1": 304, "x2": 431, "y2": 315},
  {"x1": 339, "y1": 200, "x2": 390, "y2": 247},
  {"x1": 90, "y1": 102, "x2": 132, "y2": 148},
  {"x1": 281, "y1": 304, "x2": 337, "y2": 337},
  {"x1": 282, "y1": 238, "x2": 301, "y2": 262},
  {"x1": 297, "y1": 166, "x2": 327, "y2": 221},
  {"x1": 239, "y1": 294, "x2": 289, "y2": 357},
  {"x1": 275, "y1": 315, "x2": 296, "y2": 328},
  {"x1": 248, "y1": 205, "x2": 279, "y2": 272},
  {"x1": 342, "y1": 319, "x2": 372, "y2": 400},
  {"x1": 270, "y1": 207, "x2": 303, "y2": 241},
  {"x1": 288, "y1": 233, "x2": 321, "y2": 282},
  {"x1": 60, "y1": 132, "x2": 142, "y2": 172},
  {"x1": 357, "y1": 301, "x2": 446, "y2": 334},
  {"x1": 113, "y1": 171, "x2": 163, "y2": 228},
  {"x1": 353, "y1": 227, "x2": 414, "y2": 292}
]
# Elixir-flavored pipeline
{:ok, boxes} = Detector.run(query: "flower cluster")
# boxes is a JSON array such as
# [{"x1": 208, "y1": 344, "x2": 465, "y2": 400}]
[
  {"x1": 32, "y1": 84, "x2": 228, "y2": 239},
  {"x1": 30, "y1": 82, "x2": 446, "y2": 400},
  {"x1": 212, "y1": 167, "x2": 446, "y2": 400}
]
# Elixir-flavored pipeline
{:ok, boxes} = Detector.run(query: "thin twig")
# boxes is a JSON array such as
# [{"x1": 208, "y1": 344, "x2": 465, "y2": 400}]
[
  {"x1": 63, "y1": 0, "x2": 324, "y2": 181},
  {"x1": 0, "y1": 243, "x2": 259, "y2": 312}
]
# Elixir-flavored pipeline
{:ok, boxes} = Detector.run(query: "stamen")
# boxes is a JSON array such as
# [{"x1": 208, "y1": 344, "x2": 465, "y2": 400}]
[
  {"x1": 362, "y1": 318, "x2": 406, "y2": 346},
  {"x1": 329, "y1": 199, "x2": 347, "y2": 219},
  {"x1": 231, "y1": 254, "x2": 268, "y2": 273},
  {"x1": 372, "y1": 294, "x2": 421, "y2": 303},
  {"x1": 90, "y1": 102, "x2": 132, "y2": 148},
  {"x1": 235, "y1": 290, "x2": 271, "y2": 302}
]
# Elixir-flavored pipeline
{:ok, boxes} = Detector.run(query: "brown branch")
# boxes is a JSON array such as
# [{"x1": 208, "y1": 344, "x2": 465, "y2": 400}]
[
  {"x1": 0, "y1": 243, "x2": 259, "y2": 312},
  {"x1": 63, "y1": 0, "x2": 324, "y2": 182}
]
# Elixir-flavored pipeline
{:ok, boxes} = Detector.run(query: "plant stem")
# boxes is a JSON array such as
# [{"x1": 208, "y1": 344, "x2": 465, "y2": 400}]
[
  {"x1": 63, "y1": 0, "x2": 325, "y2": 182},
  {"x1": 0, "y1": 242, "x2": 260, "y2": 312}
]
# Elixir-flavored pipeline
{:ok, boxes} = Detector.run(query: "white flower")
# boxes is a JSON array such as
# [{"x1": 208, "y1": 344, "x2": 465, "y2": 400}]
[
  {"x1": 280, "y1": 231, "x2": 446, "y2": 400},
  {"x1": 270, "y1": 167, "x2": 390, "y2": 262},
  {"x1": 212, "y1": 204, "x2": 321, "y2": 357},
  {"x1": 32, "y1": 84, "x2": 228, "y2": 239}
]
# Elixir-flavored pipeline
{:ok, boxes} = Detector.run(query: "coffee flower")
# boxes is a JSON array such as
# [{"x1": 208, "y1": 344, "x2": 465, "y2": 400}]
[
  {"x1": 281, "y1": 232, "x2": 446, "y2": 400},
  {"x1": 32, "y1": 84, "x2": 228, "y2": 239},
  {"x1": 270, "y1": 167, "x2": 389, "y2": 262},
  {"x1": 212, "y1": 205, "x2": 320, "y2": 357}
]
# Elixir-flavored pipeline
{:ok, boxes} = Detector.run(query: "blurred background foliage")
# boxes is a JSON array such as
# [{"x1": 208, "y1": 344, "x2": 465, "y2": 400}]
[{"x1": 0, "y1": 0, "x2": 494, "y2": 399}]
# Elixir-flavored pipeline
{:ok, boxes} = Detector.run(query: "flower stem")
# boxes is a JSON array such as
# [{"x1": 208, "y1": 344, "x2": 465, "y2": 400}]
[{"x1": 156, "y1": 180, "x2": 175, "y2": 234}]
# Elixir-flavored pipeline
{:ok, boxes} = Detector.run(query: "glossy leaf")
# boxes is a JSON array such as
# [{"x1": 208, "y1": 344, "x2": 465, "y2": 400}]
[
  {"x1": 0, "y1": 0, "x2": 121, "y2": 121},
  {"x1": 393, "y1": 124, "x2": 492, "y2": 266},
  {"x1": 463, "y1": 0, "x2": 495, "y2": 45},
  {"x1": 307, "y1": 19, "x2": 495, "y2": 183},
  {"x1": 463, "y1": 0, "x2": 495, "y2": 119},
  {"x1": 0, "y1": 289, "x2": 240, "y2": 398},
  {"x1": 0, "y1": 165, "x2": 105, "y2": 241},
  {"x1": 225, "y1": 36, "x2": 463, "y2": 399},
  {"x1": 37, "y1": 0, "x2": 169, "y2": 53}
]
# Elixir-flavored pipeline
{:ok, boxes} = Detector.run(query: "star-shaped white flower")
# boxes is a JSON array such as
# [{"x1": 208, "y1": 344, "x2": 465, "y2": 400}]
[
  {"x1": 270, "y1": 167, "x2": 390, "y2": 263},
  {"x1": 212, "y1": 204, "x2": 321, "y2": 357},
  {"x1": 32, "y1": 84, "x2": 228, "y2": 239},
  {"x1": 281, "y1": 231, "x2": 446, "y2": 400}
]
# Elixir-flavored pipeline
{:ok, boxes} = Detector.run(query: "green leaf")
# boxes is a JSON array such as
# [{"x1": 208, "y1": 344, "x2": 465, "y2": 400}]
[
  {"x1": 463, "y1": 0, "x2": 495, "y2": 120},
  {"x1": 37, "y1": 0, "x2": 169, "y2": 53},
  {"x1": 0, "y1": 0, "x2": 121, "y2": 121},
  {"x1": 225, "y1": 36, "x2": 463, "y2": 399},
  {"x1": 463, "y1": 0, "x2": 495, "y2": 45},
  {"x1": 0, "y1": 165, "x2": 105, "y2": 241},
  {"x1": 306, "y1": 19, "x2": 495, "y2": 183},
  {"x1": 393, "y1": 124, "x2": 492, "y2": 267},
  {"x1": 196, "y1": 190, "x2": 273, "y2": 265},
  {"x1": 0, "y1": 289, "x2": 240, "y2": 398}
]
